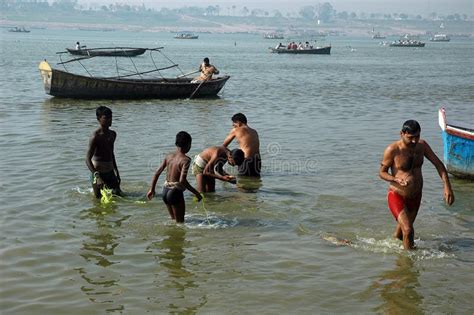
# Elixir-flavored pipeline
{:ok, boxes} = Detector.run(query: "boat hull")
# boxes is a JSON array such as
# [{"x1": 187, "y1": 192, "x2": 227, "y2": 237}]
[
  {"x1": 66, "y1": 48, "x2": 146, "y2": 57},
  {"x1": 438, "y1": 108, "x2": 474, "y2": 179},
  {"x1": 39, "y1": 64, "x2": 229, "y2": 99},
  {"x1": 269, "y1": 46, "x2": 331, "y2": 54}
]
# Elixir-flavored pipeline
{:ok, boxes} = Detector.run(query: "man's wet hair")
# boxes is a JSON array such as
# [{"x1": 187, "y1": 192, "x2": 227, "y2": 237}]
[
  {"x1": 203, "y1": 57, "x2": 209, "y2": 64},
  {"x1": 232, "y1": 113, "x2": 247, "y2": 124},
  {"x1": 401, "y1": 120, "x2": 421, "y2": 134},
  {"x1": 231, "y1": 149, "x2": 245, "y2": 166},
  {"x1": 175, "y1": 131, "x2": 192, "y2": 147},
  {"x1": 96, "y1": 106, "x2": 112, "y2": 119}
]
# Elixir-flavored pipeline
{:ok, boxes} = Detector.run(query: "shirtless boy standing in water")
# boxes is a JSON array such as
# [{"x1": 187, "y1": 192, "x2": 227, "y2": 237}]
[
  {"x1": 86, "y1": 106, "x2": 122, "y2": 198},
  {"x1": 147, "y1": 131, "x2": 202, "y2": 223},
  {"x1": 223, "y1": 113, "x2": 261, "y2": 177},
  {"x1": 379, "y1": 120, "x2": 454, "y2": 249}
]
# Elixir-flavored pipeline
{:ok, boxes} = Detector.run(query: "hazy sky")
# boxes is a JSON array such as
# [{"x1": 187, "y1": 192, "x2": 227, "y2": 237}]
[{"x1": 82, "y1": 0, "x2": 473, "y2": 15}]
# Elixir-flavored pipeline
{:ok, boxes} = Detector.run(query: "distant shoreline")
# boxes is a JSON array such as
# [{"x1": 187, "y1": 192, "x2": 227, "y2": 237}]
[{"x1": 1, "y1": 19, "x2": 472, "y2": 37}]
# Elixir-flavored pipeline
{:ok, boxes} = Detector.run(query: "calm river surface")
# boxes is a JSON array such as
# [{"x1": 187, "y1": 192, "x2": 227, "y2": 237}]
[{"x1": 1, "y1": 29, "x2": 473, "y2": 314}]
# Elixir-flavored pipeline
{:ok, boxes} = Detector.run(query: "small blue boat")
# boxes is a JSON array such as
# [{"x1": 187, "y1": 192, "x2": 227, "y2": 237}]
[{"x1": 438, "y1": 107, "x2": 474, "y2": 179}]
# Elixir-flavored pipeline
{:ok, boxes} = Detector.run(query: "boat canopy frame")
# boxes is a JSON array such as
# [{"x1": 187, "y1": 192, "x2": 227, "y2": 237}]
[{"x1": 55, "y1": 47, "x2": 187, "y2": 80}]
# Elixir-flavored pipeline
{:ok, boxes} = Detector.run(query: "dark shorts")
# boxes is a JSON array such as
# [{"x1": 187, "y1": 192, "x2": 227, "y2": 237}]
[
  {"x1": 387, "y1": 189, "x2": 422, "y2": 221},
  {"x1": 238, "y1": 155, "x2": 261, "y2": 177},
  {"x1": 162, "y1": 186, "x2": 184, "y2": 206},
  {"x1": 91, "y1": 171, "x2": 119, "y2": 189}
]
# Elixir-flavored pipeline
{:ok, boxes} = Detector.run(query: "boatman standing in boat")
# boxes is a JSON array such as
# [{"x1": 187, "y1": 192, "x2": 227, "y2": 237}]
[
  {"x1": 86, "y1": 106, "x2": 122, "y2": 198},
  {"x1": 193, "y1": 57, "x2": 219, "y2": 82},
  {"x1": 379, "y1": 120, "x2": 454, "y2": 250},
  {"x1": 223, "y1": 113, "x2": 261, "y2": 177}
]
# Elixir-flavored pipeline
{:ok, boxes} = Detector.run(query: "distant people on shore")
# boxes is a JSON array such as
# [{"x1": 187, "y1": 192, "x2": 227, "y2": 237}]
[{"x1": 379, "y1": 120, "x2": 454, "y2": 250}]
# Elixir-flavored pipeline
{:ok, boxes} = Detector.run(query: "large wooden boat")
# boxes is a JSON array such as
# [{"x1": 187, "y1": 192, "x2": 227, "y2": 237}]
[
  {"x1": 438, "y1": 107, "x2": 474, "y2": 179},
  {"x1": 269, "y1": 45, "x2": 331, "y2": 55},
  {"x1": 66, "y1": 47, "x2": 146, "y2": 57},
  {"x1": 38, "y1": 48, "x2": 229, "y2": 99}
]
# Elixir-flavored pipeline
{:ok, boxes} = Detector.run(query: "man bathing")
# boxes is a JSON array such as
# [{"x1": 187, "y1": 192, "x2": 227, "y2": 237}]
[
  {"x1": 223, "y1": 113, "x2": 261, "y2": 177},
  {"x1": 86, "y1": 106, "x2": 122, "y2": 198},
  {"x1": 379, "y1": 120, "x2": 454, "y2": 249},
  {"x1": 192, "y1": 146, "x2": 245, "y2": 192},
  {"x1": 147, "y1": 131, "x2": 202, "y2": 223}
]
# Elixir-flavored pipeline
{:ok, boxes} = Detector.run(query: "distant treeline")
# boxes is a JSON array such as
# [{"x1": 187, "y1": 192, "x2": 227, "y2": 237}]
[{"x1": 1, "y1": 0, "x2": 471, "y2": 24}]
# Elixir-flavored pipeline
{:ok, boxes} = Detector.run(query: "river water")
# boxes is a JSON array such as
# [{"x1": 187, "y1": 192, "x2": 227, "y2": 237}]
[{"x1": 1, "y1": 29, "x2": 473, "y2": 314}]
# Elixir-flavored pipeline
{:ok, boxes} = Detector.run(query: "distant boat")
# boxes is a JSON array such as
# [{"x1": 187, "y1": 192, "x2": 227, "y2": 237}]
[
  {"x1": 66, "y1": 47, "x2": 146, "y2": 57},
  {"x1": 8, "y1": 26, "x2": 30, "y2": 33},
  {"x1": 389, "y1": 36, "x2": 425, "y2": 47},
  {"x1": 269, "y1": 45, "x2": 331, "y2": 55},
  {"x1": 372, "y1": 33, "x2": 386, "y2": 39},
  {"x1": 264, "y1": 33, "x2": 284, "y2": 39},
  {"x1": 38, "y1": 47, "x2": 229, "y2": 99},
  {"x1": 174, "y1": 32, "x2": 199, "y2": 39},
  {"x1": 371, "y1": 28, "x2": 386, "y2": 39},
  {"x1": 438, "y1": 107, "x2": 474, "y2": 180},
  {"x1": 430, "y1": 34, "x2": 450, "y2": 42}
]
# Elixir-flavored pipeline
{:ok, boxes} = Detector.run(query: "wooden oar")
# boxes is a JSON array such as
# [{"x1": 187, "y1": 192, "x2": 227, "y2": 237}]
[
  {"x1": 189, "y1": 79, "x2": 206, "y2": 99},
  {"x1": 177, "y1": 70, "x2": 200, "y2": 78}
]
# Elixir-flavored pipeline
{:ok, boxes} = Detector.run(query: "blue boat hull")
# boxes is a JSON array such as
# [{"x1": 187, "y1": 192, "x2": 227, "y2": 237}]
[{"x1": 442, "y1": 130, "x2": 474, "y2": 179}]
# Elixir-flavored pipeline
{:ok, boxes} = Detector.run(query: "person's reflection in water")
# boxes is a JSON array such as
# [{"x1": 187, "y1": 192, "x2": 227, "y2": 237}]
[
  {"x1": 77, "y1": 203, "x2": 130, "y2": 312},
  {"x1": 372, "y1": 255, "x2": 424, "y2": 314},
  {"x1": 148, "y1": 226, "x2": 207, "y2": 313}
]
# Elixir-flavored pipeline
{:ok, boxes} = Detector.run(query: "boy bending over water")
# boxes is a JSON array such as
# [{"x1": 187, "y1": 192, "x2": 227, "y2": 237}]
[
  {"x1": 147, "y1": 131, "x2": 202, "y2": 223},
  {"x1": 86, "y1": 106, "x2": 122, "y2": 198},
  {"x1": 192, "y1": 146, "x2": 244, "y2": 192}
]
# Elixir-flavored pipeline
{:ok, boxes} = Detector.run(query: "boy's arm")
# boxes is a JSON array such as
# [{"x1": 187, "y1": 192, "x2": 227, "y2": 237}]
[
  {"x1": 85, "y1": 135, "x2": 97, "y2": 174},
  {"x1": 179, "y1": 158, "x2": 202, "y2": 200},
  {"x1": 112, "y1": 153, "x2": 120, "y2": 183},
  {"x1": 147, "y1": 159, "x2": 167, "y2": 200},
  {"x1": 222, "y1": 129, "x2": 236, "y2": 147},
  {"x1": 112, "y1": 131, "x2": 120, "y2": 181},
  {"x1": 423, "y1": 140, "x2": 455, "y2": 205},
  {"x1": 203, "y1": 155, "x2": 232, "y2": 182}
]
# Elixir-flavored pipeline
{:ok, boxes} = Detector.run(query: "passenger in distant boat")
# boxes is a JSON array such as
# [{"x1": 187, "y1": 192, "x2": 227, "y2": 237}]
[
  {"x1": 223, "y1": 113, "x2": 261, "y2": 177},
  {"x1": 192, "y1": 57, "x2": 219, "y2": 83},
  {"x1": 291, "y1": 42, "x2": 298, "y2": 50},
  {"x1": 287, "y1": 42, "x2": 292, "y2": 49},
  {"x1": 275, "y1": 42, "x2": 284, "y2": 49},
  {"x1": 191, "y1": 146, "x2": 244, "y2": 193},
  {"x1": 147, "y1": 131, "x2": 202, "y2": 223},
  {"x1": 304, "y1": 41, "x2": 310, "y2": 49},
  {"x1": 76, "y1": 41, "x2": 81, "y2": 50},
  {"x1": 86, "y1": 106, "x2": 122, "y2": 198},
  {"x1": 379, "y1": 120, "x2": 454, "y2": 250},
  {"x1": 297, "y1": 42, "x2": 303, "y2": 50}
]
